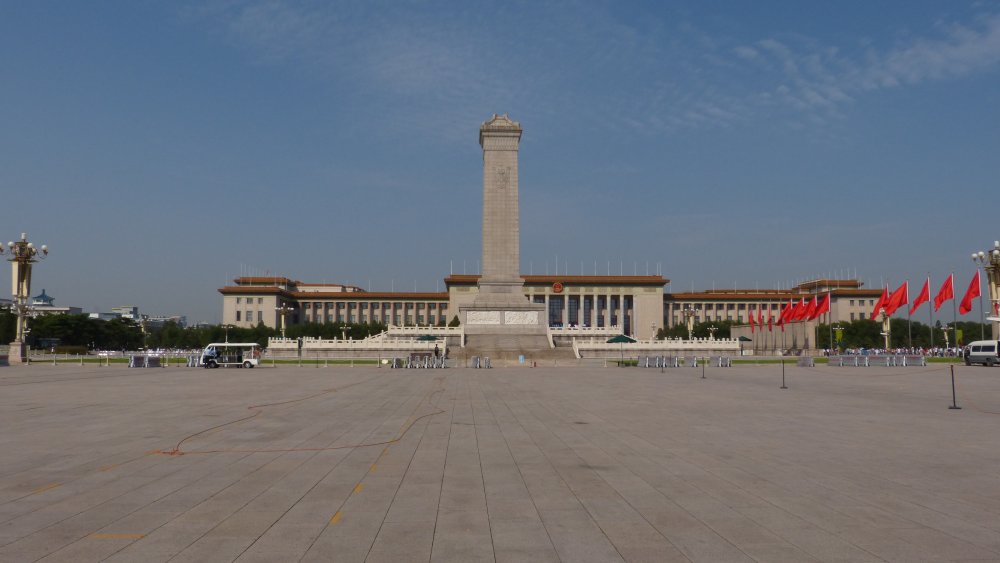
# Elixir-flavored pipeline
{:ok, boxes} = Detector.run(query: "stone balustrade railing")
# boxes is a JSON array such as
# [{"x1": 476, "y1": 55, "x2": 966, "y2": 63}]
[{"x1": 573, "y1": 338, "x2": 740, "y2": 359}]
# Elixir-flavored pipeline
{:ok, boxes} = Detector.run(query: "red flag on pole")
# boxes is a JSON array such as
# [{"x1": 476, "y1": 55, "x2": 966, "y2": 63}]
[
  {"x1": 791, "y1": 298, "x2": 806, "y2": 321},
  {"x1": 749, "y1": 307, "x2": 755, "y2": 333},
  {"x1": 933, "y1": 274, "x2": 954, "y2": 312},
  {"x1": 758, "y1": 306, "x2": 764, "y2": 328},
  {"x1": 810, "y1": 293, "x2": 830, "y2": 320},
  {"x1": 909, "y1": 277, "x2": 930, "y2": 315},
  {"x1": 801, "y1": 298, "x2": 817, "y2": 321},
  {"x1": 959, "y1": 271, "x2": 981, "y2": 315},
  {"x1": 768, "y1": 314, "x2": 773, "y2": 332},
  {"x1": 777, "y1": 300, "x2": 790, "y2": 325},
  {"x1": 883, "y1": 282, "x2": 908, "y2": 317},
  {"x1": 871, "y1": 286, "x2": 889, "y2": 319}
]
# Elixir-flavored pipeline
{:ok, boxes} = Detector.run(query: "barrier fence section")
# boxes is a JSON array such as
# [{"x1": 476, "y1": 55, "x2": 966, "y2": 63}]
[
  {"x1": 636, "y1": 355, "x2": 681, "y2": 368},
  {"x1": 828, "y1": 355, "x2": 929, "y2": 367}
]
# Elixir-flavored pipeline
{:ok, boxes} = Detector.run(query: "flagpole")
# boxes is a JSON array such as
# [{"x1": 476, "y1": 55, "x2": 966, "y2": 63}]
[
  {"x1": 952, "y1": 291, "x2": 958, "y2": 353},
  {"x1": 907, "y1": 308, "x2": 912, "y2": 351},
  {"x1": 978, "y1": 267, "x2": 986, "y2": 341},
  {"x1": 828, "y1": 292, "x2": 833, "y2": 353},
  {"x1": 928, "y1": 275, "x2": 934, "y2": 352}
]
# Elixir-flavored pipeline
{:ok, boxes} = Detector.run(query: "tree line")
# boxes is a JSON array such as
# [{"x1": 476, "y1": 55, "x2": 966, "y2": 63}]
[{"x1": 0, "y1": 311, "x2": 389, "y2": 352}]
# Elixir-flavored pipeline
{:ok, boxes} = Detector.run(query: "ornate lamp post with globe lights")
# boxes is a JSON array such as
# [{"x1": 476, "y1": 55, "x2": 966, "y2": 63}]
[
  {"x1": 1, "y1": 233, "x2": 48, "y2": 364},
  {"x1": 275, "y1": 303, "x2": 295, "y2": 339},
  {"x1": 683, "y1": 307, "x2": 695, "y2": 340},
  {"x1": 972, "y1": 240, "x2": 1000, "y2": 340}
]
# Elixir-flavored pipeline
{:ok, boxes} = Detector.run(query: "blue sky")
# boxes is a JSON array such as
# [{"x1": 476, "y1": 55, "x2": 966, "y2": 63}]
[{"x1": 2, "y1": 1, "x2": 999, "y2": 323}]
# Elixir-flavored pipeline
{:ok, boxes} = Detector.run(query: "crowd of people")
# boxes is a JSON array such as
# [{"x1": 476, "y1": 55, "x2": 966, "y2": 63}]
[{"x1": 822, "y1": 346, "x2": 962, "y2": 357}]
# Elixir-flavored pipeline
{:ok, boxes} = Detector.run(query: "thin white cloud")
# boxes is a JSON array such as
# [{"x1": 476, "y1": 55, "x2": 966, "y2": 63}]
[{"x1": 182, "y1": 2, "x2": 1000, "y2": 138}]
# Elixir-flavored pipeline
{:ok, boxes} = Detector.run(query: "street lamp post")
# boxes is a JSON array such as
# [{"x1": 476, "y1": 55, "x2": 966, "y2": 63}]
[
  {"x1": 707, "y1": 325, "x2": 718, "y2": 340},
  {"x1": 972, "y1": 241, "x2": 1000, "y2": 340},
  {"x1": 880, "y1": 311, "x2": 891, "y2": 351},
  {"x1": 1, "y1": 233, "x2": 48, "y2": 364},
  {"x1": 275, "y1": 303, "x2": 294, "y2": 339},
  {"x1": 683, "y1": 307, "x2": 695, "y2": 340}
]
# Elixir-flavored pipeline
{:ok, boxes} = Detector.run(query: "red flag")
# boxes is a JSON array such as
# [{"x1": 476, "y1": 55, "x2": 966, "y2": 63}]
[
  {"x1": 777, "y1": 299, "x2": 792, "y2": 325},
  {"x1": 959, "y1": 271, "x2": 981, "y2": 315},
  {"x1": 933, "y1": 274, "x2": 954, "y2": 312},
  {"x1": 758, "y1": 306, "x2": 764, "y2": 328},
  {"x1": 798, "y1": 298, "x2": 814, "y2": 321},
  {"x1": 882, "y1": 282, "x2": 908, "y2": 317},
  {"x1": 871, "y1": 286, "x2": 889, "y2": 318},
  {"x1": 768, "y1": 314, "x2": 773, "y2": 332},
  {"x1": 791, "y1": 298, "x2": 806, "y2": 321},
  {"x1": 909, "y1": 278, "x2": 930, "y2": 315},
  {"x1": 810, "y1": 293, "x2": 830, "y2": 320},
  {"x1": 749, "y1": 307, "x2": 755, "y2": 333}
]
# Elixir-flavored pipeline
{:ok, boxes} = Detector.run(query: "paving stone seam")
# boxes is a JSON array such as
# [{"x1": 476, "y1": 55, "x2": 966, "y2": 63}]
[
  {"x1": 296, "y1": 375, "x2": 446, "y2": 562},
  {"x1": 486, "y1": 375, "x2": 628, "y2": 562}
]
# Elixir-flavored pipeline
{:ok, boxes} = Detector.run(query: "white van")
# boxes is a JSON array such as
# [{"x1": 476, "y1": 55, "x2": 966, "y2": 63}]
[
  {"x1": 964, "y1": 340, "x2": 1000, "y2": 366},
  {"x1": 201, "y1": 342, "x2": 262, "y2": 368}
]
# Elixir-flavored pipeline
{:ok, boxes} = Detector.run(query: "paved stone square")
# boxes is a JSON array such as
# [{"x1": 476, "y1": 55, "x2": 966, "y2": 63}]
[{"x1": 1, "y1": 362, "x2": 1000, "y2": 562}]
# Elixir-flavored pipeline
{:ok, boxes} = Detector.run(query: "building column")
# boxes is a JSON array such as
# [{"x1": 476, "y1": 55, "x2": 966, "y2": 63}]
[{"x1": 619, "y1": 293, "x2": 626, "y2": 334}]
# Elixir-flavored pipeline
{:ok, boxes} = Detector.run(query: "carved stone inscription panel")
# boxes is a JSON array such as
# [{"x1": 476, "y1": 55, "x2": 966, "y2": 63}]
[
  {"x1": 504, "y1": 311, "x2": 539, "y2": 325},
  {"x1": 467, "y1": 311, "x2": 502, "y2": 325}
]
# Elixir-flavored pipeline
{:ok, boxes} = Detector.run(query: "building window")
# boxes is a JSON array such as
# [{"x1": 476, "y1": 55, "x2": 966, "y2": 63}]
[
  {"x1": 247, "y1": 311, "x2": 253, "y2": 322},
  {"x1": 304, "y1": 303, "x2": 311, "y2": 309},
  {"x1": 236, "y1": 311, "x2": 241, "y2": 321},
  {"x1": 850, "y1": 313, "x2": 855, "y2": 321},
  {"x1": 859, "y1": 312, "x2": 866, "y2": 319},
  {"x1": 849, "y1": 299, "x2": 855, "y2": 306},
  {"x1": 258, "y1": 297, "x2": 263, "y2": 304},
  {"x1": 236, "y1": 297, "x2": 242, "y2": 304}
]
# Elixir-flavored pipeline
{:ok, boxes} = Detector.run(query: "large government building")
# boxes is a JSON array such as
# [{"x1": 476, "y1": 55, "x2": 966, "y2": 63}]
[{"x1": 220, "y1": 275, "x2": 882, "y2": 342}]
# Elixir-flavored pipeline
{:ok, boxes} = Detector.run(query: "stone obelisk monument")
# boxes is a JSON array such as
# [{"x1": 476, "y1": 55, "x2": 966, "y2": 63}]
[{"x1": 460, "y1": 114, "x2": 548, "y2": 352}]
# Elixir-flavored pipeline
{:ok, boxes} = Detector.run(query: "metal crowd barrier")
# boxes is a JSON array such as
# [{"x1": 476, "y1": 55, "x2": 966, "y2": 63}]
[
  {"x1": 710, "y1": 356, "x2": 732, "y2": 367},
  {"x1": 828, "y1": 355, "x2": 927, "y2": 367},
  {"x1": 683, "y1": 356, "x2": 698, "y2": 367},
  {"x1": 796, "y1": 357, "x2": 815, "y2": 367},
  {"x1": 636, "y1": 355, "x2": 683, "y2": 368},
  {"x1": 128, "y1": 355, "x2": 162, "y2": 368}
]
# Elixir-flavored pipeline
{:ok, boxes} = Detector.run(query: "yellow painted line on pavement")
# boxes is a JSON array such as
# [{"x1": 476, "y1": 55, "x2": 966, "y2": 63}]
[
  {"x1": 330, "y1": 511, "x2": 343, "y2": 525},
  {"x1": 370, "y1": 463, "x2": 377, "y2": 473},
  {"x1": 353, "y1": 483, "x2": 364, "y2": 494},
  {"x1": 32, "y1": 483, "x2": 61, "y2": 494},
  {"x1": 99, "y1": 464, "x2": 117, "y2": 472},
  {"x1": 91, "y1": 533, "x2": 145, "y2": 540}
]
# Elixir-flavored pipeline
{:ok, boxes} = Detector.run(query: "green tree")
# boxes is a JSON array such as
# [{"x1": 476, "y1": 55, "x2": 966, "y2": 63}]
[{"x1": 0, "y1": 309, "x2": 15, "y2": 343}]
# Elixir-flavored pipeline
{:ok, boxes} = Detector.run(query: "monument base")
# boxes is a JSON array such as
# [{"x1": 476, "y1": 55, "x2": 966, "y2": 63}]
[
  {"x1": 8, "y1": 341, "x2": 28, "y2": 364},
  {"x1": 460, "y1": 299, "x2": 550, "y2": 353}
]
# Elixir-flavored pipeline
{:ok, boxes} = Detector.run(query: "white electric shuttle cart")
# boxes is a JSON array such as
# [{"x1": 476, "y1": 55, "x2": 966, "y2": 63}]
[{"x1": 200, "y1": 342, "x2": 262, "y2": 368}]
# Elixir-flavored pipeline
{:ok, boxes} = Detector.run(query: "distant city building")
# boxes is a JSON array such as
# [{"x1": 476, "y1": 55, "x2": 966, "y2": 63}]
[
  {"x1": 28, "y1": 289, "x2": 82, "y2": 316},
  {"x1": 88, "y1": 312, "x2": 119, "y2": 321},
  {"x1": 111, "y1": 306, "x2": 140, "y2": 320},
  {"x1": 144, "y1": 315, "x2": 187, "y2": 329}
]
